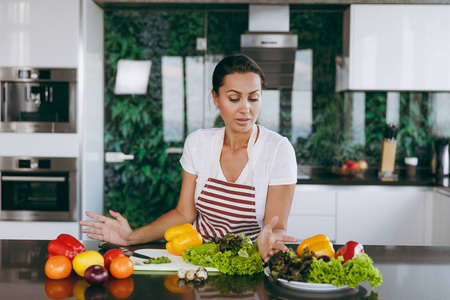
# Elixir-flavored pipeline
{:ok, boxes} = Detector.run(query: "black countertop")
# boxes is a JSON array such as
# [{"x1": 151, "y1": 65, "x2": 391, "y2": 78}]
[
  {"x1": 2, "y1": 239, "x2": 450, "y2": 300},
  {"x1": 297, "y1": 166, "x2": 450, "y2": 187}
]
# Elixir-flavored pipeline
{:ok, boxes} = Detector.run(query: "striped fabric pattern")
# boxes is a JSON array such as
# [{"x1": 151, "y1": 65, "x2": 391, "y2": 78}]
[{"x1": 196, "y1": 178, "x2": 261, "y2": 242}]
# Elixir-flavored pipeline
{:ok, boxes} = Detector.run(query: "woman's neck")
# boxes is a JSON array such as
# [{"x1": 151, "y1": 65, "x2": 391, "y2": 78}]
[{"x1": 223, "y1": 126, "x2": 255, "y2": 152}]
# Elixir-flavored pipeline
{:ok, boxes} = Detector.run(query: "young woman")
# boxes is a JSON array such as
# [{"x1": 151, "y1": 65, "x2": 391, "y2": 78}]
[{"x1": 80, "y1": 54, "x2": 298, "y2": 262}]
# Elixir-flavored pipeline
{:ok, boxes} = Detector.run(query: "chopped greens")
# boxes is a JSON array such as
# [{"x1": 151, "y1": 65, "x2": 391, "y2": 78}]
[
  {"x1": 309, "y1": 253, "x2": 383, "y2": 288},
  {"x1": 268, "y1": 248, "x2": 383, "y2": 289},
  {"x1": 210, "y1": 233, "x2": 252, "y2": 254},
  {"x1": 182, "y1": 233, "x2": 264, "y2": 275},
  {"x1": 268, "y1": 247, "x2": 315, "y2": 282},
  {"x1": 143, "y1": 256, "x2": 171, "y2": 264}
]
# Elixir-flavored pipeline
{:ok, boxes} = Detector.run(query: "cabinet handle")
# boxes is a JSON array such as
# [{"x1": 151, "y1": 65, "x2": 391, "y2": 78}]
[{"x1": 1, "y1": 176, "x2": 66, "y2": 182}]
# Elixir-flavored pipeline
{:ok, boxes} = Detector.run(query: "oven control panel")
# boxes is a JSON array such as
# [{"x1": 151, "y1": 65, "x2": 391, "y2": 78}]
[{"x1": 18, "y1": 159, "x2": 51, "y2": 169}]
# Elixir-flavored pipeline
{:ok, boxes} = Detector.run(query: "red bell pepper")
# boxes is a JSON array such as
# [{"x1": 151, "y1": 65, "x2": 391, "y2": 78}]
[
  {"x1": 335, "y1": 241, "x2": 364, "y2": 264},
  {"x1": 56, "y1": 234, "x2": 86, "y2": 254},
  {"x1": 48, "y1": 234, "x2": 85, "y2": 261}
]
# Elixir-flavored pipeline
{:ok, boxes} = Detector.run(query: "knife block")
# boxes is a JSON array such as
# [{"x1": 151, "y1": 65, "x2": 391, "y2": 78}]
[{"x1": 379, "y1": 139, "x2": 397, "y2": 174}]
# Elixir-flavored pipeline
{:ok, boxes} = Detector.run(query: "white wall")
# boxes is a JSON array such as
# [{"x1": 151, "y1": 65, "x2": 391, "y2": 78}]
[{"x1": 79, "y1": 0, "x2": 105, "y2": 240}]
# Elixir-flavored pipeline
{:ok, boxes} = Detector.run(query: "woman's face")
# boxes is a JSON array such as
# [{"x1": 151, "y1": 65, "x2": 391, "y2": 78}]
[{"x1": 213, "y1": 72, "x2": 262, "y2": 134}]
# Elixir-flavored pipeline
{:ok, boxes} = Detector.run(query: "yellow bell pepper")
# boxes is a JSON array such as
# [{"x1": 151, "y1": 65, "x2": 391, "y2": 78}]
[
  {"x1": 296, "y1": 234, "x2": 335, "y2": 258},
  {"x1": 165, "y1": 224, "x2": 203, "y2": 256},
  {"x1": 164, "y1": 275, "x2": 190, "y2": 294},
  {"x1": 164, "y1": 223, "x2": 196, "y2": 241}
]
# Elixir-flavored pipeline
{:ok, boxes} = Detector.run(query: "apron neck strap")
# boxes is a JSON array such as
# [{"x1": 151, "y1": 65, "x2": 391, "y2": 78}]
[{"x1": 211, "y1": 125, "x2": 258, "y2": 185}]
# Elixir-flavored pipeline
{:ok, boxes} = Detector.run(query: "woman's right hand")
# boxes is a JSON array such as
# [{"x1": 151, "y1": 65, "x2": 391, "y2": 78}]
[{"x1": 79, "y1": 210, "x2": 133, "y2": 246}]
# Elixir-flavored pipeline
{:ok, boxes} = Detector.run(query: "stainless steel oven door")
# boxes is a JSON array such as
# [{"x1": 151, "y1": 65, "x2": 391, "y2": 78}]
[{"x1": 0, "y1": 171, "x2": 77, "y2": 221}]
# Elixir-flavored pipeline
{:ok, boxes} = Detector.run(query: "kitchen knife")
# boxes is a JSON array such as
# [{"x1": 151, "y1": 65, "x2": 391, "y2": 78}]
[
  {"x1": 127, "y1": 251, "x2": 152, "y2": 260},
  {"x1": 98, "y1": 242, "x2": 153, "y2": 260}
]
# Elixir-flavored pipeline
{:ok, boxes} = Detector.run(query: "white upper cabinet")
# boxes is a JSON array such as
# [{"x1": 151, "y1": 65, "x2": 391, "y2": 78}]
[
  {"x1": 0, "y1": 0, "x2": 79, "y2": 68},
  {"x1": 336, "y1": 5, "x2": 450, "y2": 92}
]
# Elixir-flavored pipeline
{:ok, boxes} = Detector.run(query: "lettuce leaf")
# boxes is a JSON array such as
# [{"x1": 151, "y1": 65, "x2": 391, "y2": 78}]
[
  {"x1": 308, "y1": 253, "x2": 383, "y2": 289},
  {"x1": 182, "y1": 238, "x2": 264, "y2": 275}
]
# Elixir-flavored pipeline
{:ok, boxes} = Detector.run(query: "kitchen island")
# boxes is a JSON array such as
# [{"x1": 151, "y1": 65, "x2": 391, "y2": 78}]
[{"x1": 1, "y1": 239, "x2": 450, "y2": 299}]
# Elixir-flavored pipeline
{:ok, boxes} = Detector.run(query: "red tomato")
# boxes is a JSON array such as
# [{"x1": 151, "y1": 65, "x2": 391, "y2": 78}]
[
  {"x1": 109, "y1": 278, "x2": 135, "y2": 299},
  {"x1": 103, "y1": 249, "x2": 126, "y2": 271},
  {"x1": 45, "y1": 255, "x2": 72, "y2": 280},
  {"x1": 110, "y1": 256, "x2": 134, "y2": 279}
]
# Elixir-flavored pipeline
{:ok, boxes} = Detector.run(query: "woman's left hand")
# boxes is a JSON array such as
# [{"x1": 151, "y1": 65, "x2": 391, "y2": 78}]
[{"x1": 257, "y1": 215, "x2": 297, "y2": 263}]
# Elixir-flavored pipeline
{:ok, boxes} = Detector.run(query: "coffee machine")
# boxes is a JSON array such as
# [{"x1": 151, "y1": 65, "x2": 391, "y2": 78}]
[
  {"x1": 0, "y1": 67, "x2": 76, "y2": 133},
  {"x1": 432, "y1": 139, "x2": 450, "y2": 176}
]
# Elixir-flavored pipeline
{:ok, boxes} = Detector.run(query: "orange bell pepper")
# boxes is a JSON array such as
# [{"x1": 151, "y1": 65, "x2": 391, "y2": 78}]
[
  {"x1": 296, "y1": 234, "x2": 335, "y2": 258},
  {"x1": 165, "y1": 224, "x2": 203, "y2": 256}
]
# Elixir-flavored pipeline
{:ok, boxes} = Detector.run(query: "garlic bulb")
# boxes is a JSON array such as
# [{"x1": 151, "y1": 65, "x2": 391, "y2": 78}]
[
  {"x1": 177, "y1": 268, "x2": 186, "y2": 279},
  {"x1": 185, "y1": 269, "x2": 196, "y2": 281},
  {"x1": 177, "y1": 279, "x2": 186, "y2": 288},
  {"x1": 194, "y1": 269, "x2": 208, "y2": 281}
]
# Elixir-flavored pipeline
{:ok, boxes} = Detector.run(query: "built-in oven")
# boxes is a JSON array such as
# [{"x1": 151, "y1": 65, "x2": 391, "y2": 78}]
[
  {"x1": 0, "y1": 67, "x2": 76, "y2": 133},
  {"x1": 0, "y1": 157, "x2": 77, "y2": 221}
]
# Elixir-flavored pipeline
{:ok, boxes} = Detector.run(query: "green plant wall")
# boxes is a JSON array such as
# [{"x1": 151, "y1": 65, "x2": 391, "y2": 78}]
[{"x1": 290, "y1": 12, "x2": 345, "y2": 165}]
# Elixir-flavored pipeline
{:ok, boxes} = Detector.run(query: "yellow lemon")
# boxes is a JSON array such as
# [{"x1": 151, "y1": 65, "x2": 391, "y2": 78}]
[
  {"x1": 72, "y1": 278, "x2": 90, "y2": 300},
  {"x1": 72, "y1": 251, "x2": 104, "y2": 277}
]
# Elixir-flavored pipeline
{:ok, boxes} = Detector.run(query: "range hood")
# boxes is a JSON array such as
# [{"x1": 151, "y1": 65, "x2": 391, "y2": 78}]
[{"x1": 241, "y1": 5, "x2": 298, "y2": 90}]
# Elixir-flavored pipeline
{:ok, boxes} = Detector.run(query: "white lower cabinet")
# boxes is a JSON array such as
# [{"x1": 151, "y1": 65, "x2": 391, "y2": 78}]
[
  {"x1": 289, "y1": 184, "x2": 436, "y2": 246},
  {"x1": 287, "y1": 185, "x2": 336, "y2": 241},
  {"x1": 335, "y1": 187, "x2": 433, "y2": 246},
  {"x1": 432, "y1": 188, "x2": 450, "y2": 246},
  {"x1": 288, "y1": 215, "x2": 336, "y2": 242}
]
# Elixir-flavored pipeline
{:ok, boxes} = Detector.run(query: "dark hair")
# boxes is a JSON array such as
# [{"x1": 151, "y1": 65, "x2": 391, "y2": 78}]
[{"x1": 212, "y1": 54, "x2": 266, "y2": 95}]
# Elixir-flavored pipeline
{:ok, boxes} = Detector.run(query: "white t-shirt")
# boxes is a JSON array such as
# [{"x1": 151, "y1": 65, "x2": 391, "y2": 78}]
[{"x1": 180, "y1": 125, "x2": 298, "y2": 228}]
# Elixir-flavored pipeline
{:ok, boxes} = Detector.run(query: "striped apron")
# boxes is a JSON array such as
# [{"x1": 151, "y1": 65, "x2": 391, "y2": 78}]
[{"x1": 195, "y1": 125, "x2": 261, "y2": 242}]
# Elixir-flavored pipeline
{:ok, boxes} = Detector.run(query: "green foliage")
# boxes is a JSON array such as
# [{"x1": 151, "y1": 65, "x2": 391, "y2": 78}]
[
  {"x1": 290, "y1": 12, "x2": 344, "y2": 165},
  {"x1": 207, "y1": 11, "x2": 248, "y2": 56},
  {"x1": 396, "y1": 92, "x2": 433, "y2": 166},
  {"x1": 165, "y1": 12, "x2": 204, "y2": 57},
  {"x1": 363, "y1": 93, "x2": 387, "y2": 166},
  {"x1": 104, "y1": 11, "x2": 185, "y2": 228}
]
